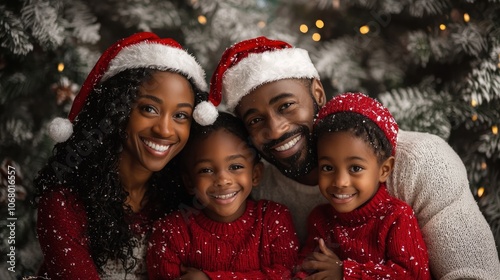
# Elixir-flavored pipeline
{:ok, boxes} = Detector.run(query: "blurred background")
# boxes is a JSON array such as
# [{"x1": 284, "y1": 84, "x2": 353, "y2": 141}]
[{"x1": 1, "y1": 0, "x2": 499, "y2": 278}]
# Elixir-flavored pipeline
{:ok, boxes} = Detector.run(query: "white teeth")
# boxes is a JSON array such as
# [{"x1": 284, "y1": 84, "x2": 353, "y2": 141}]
[
  {"x1": 275, "y1": 135, "x2": 301, "y2": 152},
  {"x1": 333, "y1": 193, "x2": 354, "y2": 199},
  {"x1": 212, "y1": 191, "x2": 238, "y2": 199},
  {"x1": 143, "y1": 139, "x2": 170, "y2": 152}
]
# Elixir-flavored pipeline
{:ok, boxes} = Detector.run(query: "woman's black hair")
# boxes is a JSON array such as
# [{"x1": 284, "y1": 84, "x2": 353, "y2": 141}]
[
  {"x1": 33, "y1": 68, "x2": 204, "y2": 273},
  {"x1": 314, "y1": 112, "x2": 393, "y2": 163}
]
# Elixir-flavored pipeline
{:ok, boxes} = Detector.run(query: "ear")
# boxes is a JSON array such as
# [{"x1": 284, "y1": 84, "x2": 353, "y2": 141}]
[
  {"x1": 311, "y1": 79, "x2": 326, "y2": 107},
  {"x1": 182, "y1": 173, "x2": 196, "y2": 195},
  {"x1": 379, "y1": 156, "x2": 395, "y2": 183},
  {"x1": 252, "y1": 161, "x2": 264, "y2": 187}
]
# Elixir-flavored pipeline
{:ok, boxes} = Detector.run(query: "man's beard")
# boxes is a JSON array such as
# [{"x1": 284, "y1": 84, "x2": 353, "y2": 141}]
[{"x1": 260, "y1": 125, "x2": 317, "y2": 179}]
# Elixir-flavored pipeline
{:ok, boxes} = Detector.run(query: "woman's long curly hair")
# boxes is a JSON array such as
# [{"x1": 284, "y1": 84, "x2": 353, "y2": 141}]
[{"x1": 34, "y1": 68, "x2": 204, "y2": 273}]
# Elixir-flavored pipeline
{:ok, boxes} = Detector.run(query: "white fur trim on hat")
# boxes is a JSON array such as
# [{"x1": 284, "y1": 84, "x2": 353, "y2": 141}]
[
  {"x1": 48, "y1": 117, "x2": 73, "y2": 143},
  {"x1": 101, "y1": 42, "x2": 208, "y2": 92},
  {"x1": 193, "y1": 101, "x2": 218, "y2": 126},
  {"x1": 222, "y1": 48, "x2": 319, "y2": 112}
]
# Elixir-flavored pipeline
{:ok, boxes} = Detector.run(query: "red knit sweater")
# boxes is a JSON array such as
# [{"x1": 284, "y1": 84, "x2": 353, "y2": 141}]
[
  {"x1": 36, "y1": 187, "x2": 157, "y2": 279},
  {"x1": 147, "y1": 199, "x2": 299, "y2": 279},
  {"x1": 298, "y1": 184, "x2": 431, "y2": 279}
]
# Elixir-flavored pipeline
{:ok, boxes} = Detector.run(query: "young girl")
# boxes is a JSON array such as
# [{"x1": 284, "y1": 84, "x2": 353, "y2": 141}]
[
  {"x1": 296, "y1": 93, "x2": 430, "y2": 279},
  {"x1": 147, "y1": 112, "x2": 299, "y2": 279},
  {"x1": 35, "y1": 32, "x2": 208, "y2": 279}
]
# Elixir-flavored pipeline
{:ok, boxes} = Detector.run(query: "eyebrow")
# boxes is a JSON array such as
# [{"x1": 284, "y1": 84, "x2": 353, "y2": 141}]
[
  {"x1": 137, "y1": 94, "x2": 162, "y2": 104},
  {"x1": 137, "y1": 95, "x2": 193, "y2": 109},
  {"x1": 241, "y1": 92, "x2": 294, "y2": 121},
  {"x1": 193, "y1": 154, "x2": 246, "y2": 165},
  {"x1": 318, "y1": 156, "x2": 367, "y2": 162}
]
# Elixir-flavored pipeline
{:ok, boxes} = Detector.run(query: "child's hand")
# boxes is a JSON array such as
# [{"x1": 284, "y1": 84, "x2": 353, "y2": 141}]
[
  {"x1": 176, "y1": 264, "x2": 209, "y2": 280},
  {"x1": 300, "y1": 238, "x2": 343, "y2": 280}
]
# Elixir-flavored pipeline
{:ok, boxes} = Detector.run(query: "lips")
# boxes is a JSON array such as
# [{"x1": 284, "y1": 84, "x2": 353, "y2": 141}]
[
  {"x1": 142, "y1": 138, "x2": 170, "y2": 152},
  {"x1": 209, "y1": 191, "x2": 238, "y2": 200},
  {"x1": 274, "y1": 135, "x2": 301, "y2": 152},
  {"x1": 332, "y1": 193, "x2": 355, "y2": 199}
]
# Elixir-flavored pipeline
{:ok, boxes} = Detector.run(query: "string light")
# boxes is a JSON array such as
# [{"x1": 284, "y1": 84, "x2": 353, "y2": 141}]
[
  {"x1": 492, "y1": 125, "x2": 498, "y2": 135},
  {"x1": 257, "y1": 21, "x2": 266, "y2": 28},
  {"x1": 57, "y1": 63, "x2": 64, "y2": 72},
  {"x1": 471, "y1": 114, "x2": 478, "y2": 121},
  {"x1": 481, "y1": 162, "x2": 487, "y2": 170},
  {"x1": 312, "y1": 33, "x2": 321, "y2": 41},
  {"x1": 463, "y1": 13, "x2": 470, "y2": 22},
  {"x1": 300, "y1": 24, "x2": 308, "y2": 33},
  {"x1": 471, "y1": 99, "x2": 478, "y2": 107},
  {"x1": 477, "y1": 187, "x2": 485, "y2": 198},
  {"x1": 439, "y1": 24, "x2": 447, "y2": 30},
  {"x1": 359, "y1": 25, "x2": 370, "y2": 34},
  {"x1": 316, "y1": 20, "x2": 324, "y2": 29},
  {"x1": 197, "y1": 15, "x2": 207, "y2": 25}
]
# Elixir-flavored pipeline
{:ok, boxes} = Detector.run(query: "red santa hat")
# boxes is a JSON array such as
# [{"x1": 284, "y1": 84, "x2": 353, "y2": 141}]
[
  {"x1": 48, "y1": 32, "x2": 208, "y2": 143},
  {"x1": 195, "y1": 36, "x2": 319, "y2": 125},
  {"x1": 315, "y1": 92, "x2": 399, "y2": 155}
]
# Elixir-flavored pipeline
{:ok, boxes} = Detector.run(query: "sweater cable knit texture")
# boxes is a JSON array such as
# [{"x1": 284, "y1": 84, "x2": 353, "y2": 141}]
[
  {"x1": 147, "y1": 199, "x2": 299, "y2": 279},
  {"x1": 299, "y1": 185, "x2": 431, "y2": 279}
]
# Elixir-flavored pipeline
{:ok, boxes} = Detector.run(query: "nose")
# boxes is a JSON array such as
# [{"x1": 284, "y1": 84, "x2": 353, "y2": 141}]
[
  {"x1": 263, "y1": 114, "x2": 288, "y2": 140},
  {"x1": 215, "y1": 170, "x2": 232, "y2": 187},
  {"x1": 152, "y1": 115, "x2": 174, "y2": 138},
  {"x1": 332, "y1": 170, "x2": 349, "y2": 189}
]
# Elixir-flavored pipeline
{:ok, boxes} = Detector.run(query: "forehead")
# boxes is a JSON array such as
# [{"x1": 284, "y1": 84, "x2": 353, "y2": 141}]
[
  {"x1": 235, "y1": 79, "x2": 309, "y2": 114},
  {"x1": 189, "y1": 129, "x2": 252, "y2": 157}
]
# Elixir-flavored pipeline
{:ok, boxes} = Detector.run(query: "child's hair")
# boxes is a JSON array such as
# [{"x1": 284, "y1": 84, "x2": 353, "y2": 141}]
[
  {"x1": 183, "y1": 111, "x2": 261, "y2": 164},
  {"x1": 314, "y1": 92, "x2": 398, "y2": 164},
  {"x1": 314, "y1": 112, "x2": 393, "y2": 163}
]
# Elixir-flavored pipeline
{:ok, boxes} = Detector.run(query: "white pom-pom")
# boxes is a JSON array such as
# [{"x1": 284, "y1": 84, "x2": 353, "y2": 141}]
[
  {"x1": 193, "y1": 101, "x2": 218, "y2": 126},
  {"x1": 48, "y1": 117, "x2": 73, "y2": 143}
]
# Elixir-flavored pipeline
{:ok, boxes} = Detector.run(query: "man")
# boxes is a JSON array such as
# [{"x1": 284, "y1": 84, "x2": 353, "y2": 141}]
[{"x1": 197, "y1": 36, "x2": 500, "y2": 279}]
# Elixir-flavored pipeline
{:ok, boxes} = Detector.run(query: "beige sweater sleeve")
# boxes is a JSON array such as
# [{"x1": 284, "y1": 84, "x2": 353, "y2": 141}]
[{"x1": 388, "y1": 130, "x2": 500, "y2": 280}]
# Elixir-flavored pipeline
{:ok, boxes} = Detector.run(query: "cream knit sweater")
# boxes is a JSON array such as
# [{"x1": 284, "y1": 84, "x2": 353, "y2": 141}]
[{"x1": 251, "y1": 130, "x2": 500, "y2": 280}]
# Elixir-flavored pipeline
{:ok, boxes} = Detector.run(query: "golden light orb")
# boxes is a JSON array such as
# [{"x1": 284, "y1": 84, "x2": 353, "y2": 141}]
[
  {"x1": 316, "y1": 20, "x2": 324, "y2": 29},
  {"x1": 312, "y1": 33, "x2": 321, "y2": 41},
  {"x1": 464, "y1": 13, "x2": 470, "y2": 22},
  {"x1": 198, "y1": 15, "x2": 207, "y2": 25},
  {"x1": 300, "y1": 24, "x2": 308, "y2": 33},
  {"x1": 359, "y1": 25, "x2": 370, "y2": 34},
  {"x1": 477, "y1": 187, "x2": 485, "y2": 198}
]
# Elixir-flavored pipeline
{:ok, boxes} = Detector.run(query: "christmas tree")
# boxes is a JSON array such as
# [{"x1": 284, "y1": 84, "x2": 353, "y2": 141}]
[{"x1": 1, "y1": 0, "x2": 499, "y2": 277}]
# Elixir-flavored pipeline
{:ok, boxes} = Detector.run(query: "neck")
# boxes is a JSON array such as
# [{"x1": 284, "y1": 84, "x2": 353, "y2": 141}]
[
  {"x1": 118, "y1": 158, "x2": 153, "y2": 213},
  {"x1": 291, "y1": 167, "x2": 319, "y2": 186}
]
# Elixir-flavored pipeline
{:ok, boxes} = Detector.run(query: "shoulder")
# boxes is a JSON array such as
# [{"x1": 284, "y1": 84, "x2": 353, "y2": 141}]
[
  {"x1": 38, "y1": 186, "x2": 85, "y2": 214},
  {"x1": 257, "y1": 199, "x2": 290, "y2": 212},
  {"x1": 153, "y1": 210, "x2": 189, "y2": 232},
  {"x1": 396, "y1": 130, "x2": 465, "y2": 168}
]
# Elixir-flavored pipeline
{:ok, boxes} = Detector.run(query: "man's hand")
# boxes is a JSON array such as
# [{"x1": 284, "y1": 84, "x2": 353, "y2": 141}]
[
  {"x1": 176, "y1": 264, "x2": 210, "y2": 280},
  {"x1": 300, "y1": 238, "x2": 343, "y2": 280}
]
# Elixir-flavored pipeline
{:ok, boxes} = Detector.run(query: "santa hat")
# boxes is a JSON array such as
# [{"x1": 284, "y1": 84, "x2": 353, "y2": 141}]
[
  {"x1": 315, "y1": 92, "x2": 398, "y2": 155},
  {"x1": 195, "y1": 36, "x2": 319, "y2": 125},
  {"x1": 48, "y1": 32, "x2": 208, "y2": 143}
]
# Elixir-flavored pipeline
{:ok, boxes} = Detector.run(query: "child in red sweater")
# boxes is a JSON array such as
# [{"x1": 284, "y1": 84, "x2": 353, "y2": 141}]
[
  {"x1": 147, "y1": 111, "x2": 299, "y2": 279},
  {"x1": 295, "y1": 93, "x2": 430, "y2": 279}
]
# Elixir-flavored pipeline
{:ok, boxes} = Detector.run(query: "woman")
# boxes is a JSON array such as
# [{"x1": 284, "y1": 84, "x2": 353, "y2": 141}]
[{"x1": 34, "y1": 32, "x2": 208, "y2": 279}]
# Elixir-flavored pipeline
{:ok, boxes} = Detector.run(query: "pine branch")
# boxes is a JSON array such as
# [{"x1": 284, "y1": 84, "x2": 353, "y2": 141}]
[
  {"x1": 378, "y1": 87, "x2": 452, "y2": 139},
  {"x1": 0, "y1": 5, "x2": 33, "y2": 55},
  {"x1": 62, "y1": 0, "x2": 100, "y2": 44},
  {"x1": 21, "y1": 0, "x2": 65, "y2": 50},
  {"x1": 408, "y1": 0, "x2": 450, "y2": 17}
]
